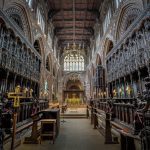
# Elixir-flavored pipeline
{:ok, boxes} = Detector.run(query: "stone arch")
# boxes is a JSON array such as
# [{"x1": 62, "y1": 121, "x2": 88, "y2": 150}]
[
  {"x1": 0, "y1": 18, "x2": 7, "y2": 35},
  {"x1": 0, "y1": 17, "x2": 6, "y2": 24},
  {"x1": 10, "y1": 14, "x2": 24, "y2": 30},
  {"x1": 66, "y1": 80, "x2": 83, "y2": 90},
  {"x1": 64, "y1": 73, "x2": 83, "y2": 89},
  {"x1": 53, "y1": 63, "x2": 57, "y2": 77},
  {"x1": 0, "y1": 17, "x2": 16, "y2": 38},
  {"x1": 4, "y1": 2, "x2": 32, "y2": 42},
  {"x1": 104, "y1": 38, "x2": 114, "y2": 56},
  {"x1": 34, "y1": 37, "x2": 45, "y2": 57},
  {"x1": 34, "y1": 40, "x2": 41, "y2": 55},
  {"x1": 46, "y1": 56, "x2": 50, "y2": 72},
  {"x1": 116, "y1": 0, "x2": 143, "y2": 41},
  {"x1": 45, "y1": 53, "x2": 52, "y2": 72},
  {"x1": 91, "y1": 64, "x2": 95, "y2": 77},
  {"x1": 96, "y1": 54, "x2": 102, "y2": 66}
]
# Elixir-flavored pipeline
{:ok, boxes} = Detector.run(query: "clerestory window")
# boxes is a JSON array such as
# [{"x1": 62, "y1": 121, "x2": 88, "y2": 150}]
[
  {"x1": 26, "y1": 0, "x2": 32, "y2": 8},
  {"x1": 115, "y1": 0, "x2": 122, "y2": 8},
  {"x1": 37, "y1": 7, "x2": 45, "y2": 33}
]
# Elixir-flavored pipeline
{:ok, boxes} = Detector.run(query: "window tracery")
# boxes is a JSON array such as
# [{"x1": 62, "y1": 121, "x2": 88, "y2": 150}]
[
  {"x1": 64, "y1": 53, "x2": 84, "y2": 71},
  {"x1": 115, "y1": 0, "x2": 122, "y2": 8},
  {"x1": 26, "y1": 0, "x2": 32, "y2": 8},
  {"x1": 103, "y1": 7, "x2": 112, "y2": 33},
  {"x1": 37, "y1": 7, "x2": 45, "y2": 33}
]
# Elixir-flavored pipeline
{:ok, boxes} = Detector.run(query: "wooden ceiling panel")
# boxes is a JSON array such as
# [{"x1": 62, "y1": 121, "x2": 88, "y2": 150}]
[{"x1": 47, "y1": 0, "x2": 102, "y2": 49}]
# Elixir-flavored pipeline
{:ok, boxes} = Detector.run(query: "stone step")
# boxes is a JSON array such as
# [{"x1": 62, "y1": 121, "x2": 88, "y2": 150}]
[{"x1": 61, "y1": 114, "x2": 87, "y2": 119}]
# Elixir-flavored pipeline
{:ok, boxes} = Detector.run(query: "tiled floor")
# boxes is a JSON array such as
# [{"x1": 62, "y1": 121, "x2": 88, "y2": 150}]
[{"x1": 16, "y1": 119, "x2": 120, "y2": 150}]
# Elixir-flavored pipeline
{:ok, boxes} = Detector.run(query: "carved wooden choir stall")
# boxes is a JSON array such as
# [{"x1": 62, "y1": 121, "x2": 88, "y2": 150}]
[{"x1": 87, "y1": 76, "x2": 150, "y2": 150}]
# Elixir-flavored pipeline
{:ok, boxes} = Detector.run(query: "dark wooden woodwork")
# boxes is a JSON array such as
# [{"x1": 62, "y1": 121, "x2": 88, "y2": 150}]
[
  {"x1": 0, "y1": 12, "x2": 41, "y2": 95},
  {"x1": 24, "y1": 108, "x2": 60, "y2": 144},
  {"x1": 46, "y1": 0, "x2": 103, "y2": 48},
  {"x1": 41, "y1": 109, "x2": 60, "y2": 137},
  {"x1": 106, "y1": 18, "x2": 150, "y2": 98}
]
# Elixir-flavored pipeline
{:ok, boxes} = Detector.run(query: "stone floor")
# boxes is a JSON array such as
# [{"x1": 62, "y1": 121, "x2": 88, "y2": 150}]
[{"x1": 16, "y1": 119, "x2": 120, "y2": 150}]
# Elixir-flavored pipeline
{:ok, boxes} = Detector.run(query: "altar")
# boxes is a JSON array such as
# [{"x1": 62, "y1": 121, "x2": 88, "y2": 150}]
[
  {"x1": 66, "y1": 98, "x2": 81, "y2": 105},
  {"x1": 63, "y1": 90, "x2": 84, "y2": 106}
]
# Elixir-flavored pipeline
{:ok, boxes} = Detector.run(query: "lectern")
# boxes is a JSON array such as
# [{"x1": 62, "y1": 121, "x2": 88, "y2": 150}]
[
  {"x1": 40, "y1": 119, "x2": 56, "y2": 144},
  {"x1": 41, "y1": 109, "x2": 60, "y2": 137}
]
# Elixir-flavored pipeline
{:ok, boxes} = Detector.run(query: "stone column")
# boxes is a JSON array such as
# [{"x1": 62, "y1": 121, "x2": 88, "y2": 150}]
[
  {"x1": 119, "y1": 78, "x2": 121, "y2": 98},
  {"x1": 138, "y1": 70, "x2": 142, "y2": 94},
  {"x1": 124, "y1": 77, "x2": 126, "y2": 98},
  {"x1": 130, "y1": 74, "x2": 134, "y2": 98},
  {"x1": 115, "y1": 80, "x2": 117, "y2": 98}
]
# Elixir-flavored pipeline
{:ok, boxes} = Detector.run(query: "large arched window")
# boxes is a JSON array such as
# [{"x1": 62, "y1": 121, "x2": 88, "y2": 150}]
[{"x1": 64, "y1": 53, "x2": 84, "y2": 71}]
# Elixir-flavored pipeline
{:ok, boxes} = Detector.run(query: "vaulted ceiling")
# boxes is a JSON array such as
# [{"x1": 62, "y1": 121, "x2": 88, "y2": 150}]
[{"x1": 47, "y1": 0, "x2": 102, "y2": 50}]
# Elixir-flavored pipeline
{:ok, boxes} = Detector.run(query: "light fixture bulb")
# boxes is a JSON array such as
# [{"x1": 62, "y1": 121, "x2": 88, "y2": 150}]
[{"x1": 119, "y1": 88, "x2": 122, "y2": 92}]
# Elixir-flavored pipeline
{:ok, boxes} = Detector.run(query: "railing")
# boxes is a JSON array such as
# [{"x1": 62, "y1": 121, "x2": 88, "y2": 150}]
[
  {"x1": 141, "y1": 110, "x2": 150, "y2": 149},
  {"x1": 113, "y1": 103, "x2": 134, "y2": 125},
  {"x1": 87, "y1": 98, "x2": 146, "y2": 135},
  {"x1": 3, "y1": 99, "x2": 49, "y2": 147},
  {"x1": 17, "y1": 99, "x2": 49, "y2": 123}
]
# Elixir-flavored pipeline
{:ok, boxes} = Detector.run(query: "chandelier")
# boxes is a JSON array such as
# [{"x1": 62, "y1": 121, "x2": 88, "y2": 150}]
[
  {"x1": 63, "y1": 0, "x2": 85, "y2": 55},
  {"x1": 64, "y1": 43, "x2": 85, "y2": 55}
]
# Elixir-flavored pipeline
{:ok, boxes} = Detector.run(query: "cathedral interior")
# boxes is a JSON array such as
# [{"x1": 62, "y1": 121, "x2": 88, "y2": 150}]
[{"x1": 0, "y1": 0, "x2": 150, "y2": 150}]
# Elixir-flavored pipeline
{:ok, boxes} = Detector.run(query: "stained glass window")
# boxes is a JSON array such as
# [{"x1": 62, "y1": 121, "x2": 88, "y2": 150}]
[{"x1": 64, "y1": 53, "x2": 84, "y2": 71}]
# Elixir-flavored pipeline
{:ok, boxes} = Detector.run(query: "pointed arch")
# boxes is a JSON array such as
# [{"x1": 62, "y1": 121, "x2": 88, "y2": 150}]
[
  {"x1": 91, "y1": 64, "x2": 95, "y2": 77},
  {"x1": 115, "y1": 0, "x2": 143, "y2": 41},
  {"x1": 45, "y1": 53, "x2": 52, "y2": 72},
  {"x1": 4, "y1": 2, "x2": 33, "y2": 42},
  {"x1": 96, "y1": 54, "x2": 102, "y2": 66},
  {"x1": 33, "y1": 37, "x2": 45, "y2": 57},
  {"x1": 51, "y1": 62, "x2": 57, "y2": 77},
  {"x1": 66, "y1": 80, "x2": 83, "y2": 90},
  {"x1": 34, "y1": 40, "x2": 41, "y2": 55},
  {"x1": 46, "y1": 57, "x2": 50, "y2": 72},
  {"x1": 64, "y1": 73, "x2": 83, "y2": 90},
  {"x1": 104, "y1": 38, "x2": 114, "y2": 56}
]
